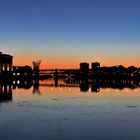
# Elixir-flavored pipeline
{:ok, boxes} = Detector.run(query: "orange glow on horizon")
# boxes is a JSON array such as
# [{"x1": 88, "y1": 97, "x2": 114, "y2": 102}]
[{"x1": 13, "y1": 55, "x2": 140, "y2": 69}]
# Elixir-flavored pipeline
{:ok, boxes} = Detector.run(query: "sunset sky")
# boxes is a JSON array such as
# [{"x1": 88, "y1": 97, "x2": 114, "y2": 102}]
[{"x1": 0, "y1": 0, "x2": 140, "y2": 68}]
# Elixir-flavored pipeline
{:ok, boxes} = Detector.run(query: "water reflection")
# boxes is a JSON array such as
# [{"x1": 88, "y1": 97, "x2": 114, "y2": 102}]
[
  {"x1": 14, "y1": 78, "x2": 140, "y2": 94},
  {"x1": 79, "y1": 80, "x2": 89, "y2": 92},
  {"x1": 0, "y1": 83, "x2": 12, "y2": 102},
  {"x1": 0, "y1": 78, "x2": 140, "y2": 102},
  {"x1": 33, "y1": 79, "x2": 41, "y2": 95},
  {"x1": 65, "y1": 79, "x2": 140, "y2": 93}
]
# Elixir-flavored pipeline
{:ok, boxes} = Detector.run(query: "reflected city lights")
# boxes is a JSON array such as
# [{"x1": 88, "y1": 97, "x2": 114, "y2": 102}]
[
  {"x1": 125, "y1": 89, "x2": 129, "y2": 93},
  {"x1": 116, "y1": 89, "x2": 119, "y2": 92},
  {"x1": 69, "y1": 88, "x2": 72, "y2": 91},
  {"x1": 88, "y1": 88, "x2": 91, "y2": 92},
  {"x1": 134, "y1": 89, "x2": 137, "y2": 92},
  {"x1": 106, "y1": 89, "x2": 109, "y2": 92},
  {"x1": 51, "y1": 87, "x2": 54, "y2": 91},
  {"x1": 17, "y1": 80, "x2": 20, "y2": 84}
]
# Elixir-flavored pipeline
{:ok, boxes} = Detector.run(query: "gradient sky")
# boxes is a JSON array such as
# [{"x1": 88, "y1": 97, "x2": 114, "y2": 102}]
[{"x1": 0, "y1": 0, "x2": 140, "y2": 68}]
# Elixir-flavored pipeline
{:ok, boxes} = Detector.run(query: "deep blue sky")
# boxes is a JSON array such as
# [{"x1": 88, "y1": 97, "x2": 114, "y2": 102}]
[{"x1": 0, "y1": 0, "x2": 140, "y2": 68}]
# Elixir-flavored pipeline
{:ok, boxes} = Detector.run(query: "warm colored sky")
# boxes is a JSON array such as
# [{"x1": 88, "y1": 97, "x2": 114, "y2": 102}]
[{"x1": 0, "y1": 0, "x2": 140, "y2": 68}]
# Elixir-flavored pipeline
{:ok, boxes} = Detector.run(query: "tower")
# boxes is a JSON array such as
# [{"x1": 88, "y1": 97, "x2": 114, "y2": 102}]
[{"x1": 32, "y1": 60, "x2": 41, "y2": 77}]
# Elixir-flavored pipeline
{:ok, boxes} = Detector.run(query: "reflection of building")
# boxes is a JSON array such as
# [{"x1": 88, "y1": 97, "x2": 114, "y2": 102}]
[
  {"x1": 91, "y1": 84, "x2": 100, "y2": 93},
  {"x1": 80, "y1": 80, "x2": 89, "y2": 92},
  {"x1": 0, "y1": 84, "x2": 12, "y2": 102},
  {"x1": 33, "y1": 80, "x2": 40, "y2": 95},
  {"x1": 0, "y1": 52, "x2": 13, "y2": 77},
  {"x1": 13, "y1": 79, "x2": 33, "y2": 89}
]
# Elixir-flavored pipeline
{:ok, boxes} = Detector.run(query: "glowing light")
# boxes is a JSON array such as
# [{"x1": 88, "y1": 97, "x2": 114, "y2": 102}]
[
  {"x1": 88, "y1": 88, "x2": 91, "y2": 92},
  {"x1": 51, "y1": 88, "x2": 54, "y2": 91},
  {"x1": 17, "y1": 80, "x2": 20, "y2": 84},
  {"x1": 116, "y1": 89, "x2": 119, "y2": 92},
  {"x1": 106, "y1": 89, "x2": 109, "y2": 92},
  {"x1": 125, "y1": 89, "x2": 128, "y2": 93},
  {"x1": 2, "y1": 65, "x2": 5, "y2": 71},
  {"x1": 134, "y1": 89, "x2": 137, "y2": 92}
]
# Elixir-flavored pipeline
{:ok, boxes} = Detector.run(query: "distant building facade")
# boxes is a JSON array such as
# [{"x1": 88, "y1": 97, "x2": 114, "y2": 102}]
[
  {"x1": 13, "y1": 66, "x2": 33, "y2": 89},
  {"x1": 13, "y1": 65, "x2": 33, "y2": 79},
  {"x1": 80, "y1": 62, "x2": 89, "y2": 73},
  {"x1": 0, "y1": 52, "x2": 13, "y2": 78},
  {"x1": 91, "y1": 62, "x2": 100, "y2": 71}
]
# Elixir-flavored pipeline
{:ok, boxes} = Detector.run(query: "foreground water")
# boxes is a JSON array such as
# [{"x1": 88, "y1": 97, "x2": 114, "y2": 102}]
[{"x1": 0, "y1": 82, "x2": 140, "y2": 140}]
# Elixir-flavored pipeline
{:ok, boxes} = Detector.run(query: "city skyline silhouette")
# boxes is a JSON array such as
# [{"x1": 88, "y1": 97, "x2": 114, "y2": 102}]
[{"x1": 0, "y1": 51, "x2": 140, "y2": 101}]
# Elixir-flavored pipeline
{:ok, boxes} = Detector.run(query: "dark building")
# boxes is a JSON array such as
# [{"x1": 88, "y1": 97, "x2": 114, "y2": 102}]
[
  {"x1": 13, "y1": 65, "x2": 33, "y2": 79},
  {"x1": 0, "y1": 52, "x2": 13, "y2": 79},
  {"x1": 13, "y1": 66, "x2": 33, "y2": 89},
  {"x1": 92, "y1": 62, "x2": 100, "y2": 71},
  {"x1": 80, "y1": 62, "x2": 89, "y2": 73}
]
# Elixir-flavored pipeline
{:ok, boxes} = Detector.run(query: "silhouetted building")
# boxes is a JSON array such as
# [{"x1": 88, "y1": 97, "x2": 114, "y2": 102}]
[
  {"x1": 13, "y1": 65, "x2": 33, "y2": 79},
  {"x1": 80, "y1": 62, "x2": 89, "y2": 73},
  {"x1": 0, "y1": 52, "x2": 13, "y2": 78},
  {"x1": 92, "y1": 62, "x2": 100, "y2": 71}
]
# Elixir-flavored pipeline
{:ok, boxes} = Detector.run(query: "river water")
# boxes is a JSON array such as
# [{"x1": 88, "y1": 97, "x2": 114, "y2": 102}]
[{"x1": 0, "y1": 80, "x2": 140, "y2": 140}]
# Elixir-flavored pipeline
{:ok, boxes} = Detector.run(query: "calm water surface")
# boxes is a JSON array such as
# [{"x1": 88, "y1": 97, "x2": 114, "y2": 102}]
[{"x1": 0, "y1": 81, "x2": 140, "y2": 140}]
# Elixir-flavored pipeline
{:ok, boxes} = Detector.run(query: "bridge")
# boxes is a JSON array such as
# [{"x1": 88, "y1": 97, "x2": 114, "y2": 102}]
[
  {"x1": 39, "y1": 83, "x2": 79, "y2": 87},
  {"x1": 39, "y1": 69, "x2": 80, "y2": 79},
  {"x1": 39, "y1": 69, "x2": 80, "y2": 74}
]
